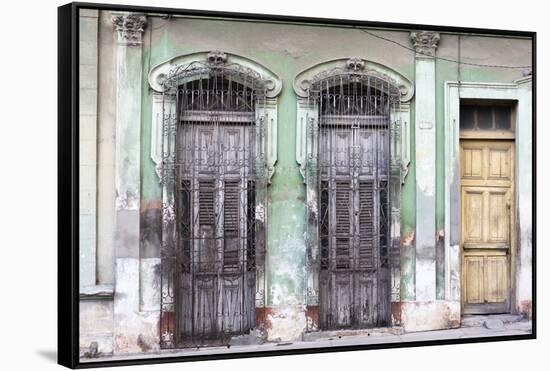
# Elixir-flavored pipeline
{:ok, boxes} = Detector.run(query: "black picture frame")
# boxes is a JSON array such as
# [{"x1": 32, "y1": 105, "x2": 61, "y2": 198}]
[{"x1": 58, "y1": 2, "x2": 536, "y2": 368}]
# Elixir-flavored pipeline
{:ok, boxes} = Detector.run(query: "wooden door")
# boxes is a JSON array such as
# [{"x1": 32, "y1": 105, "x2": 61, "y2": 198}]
[
  {"x1": 177, "y1": 122, "x2": 256, "y2": 346},
  {"x1": 460, "y1": 140, "x2": 514, "y2": 314},
  {"x1": 318, "y1": 118, "x2": 390, "y2": 329}
]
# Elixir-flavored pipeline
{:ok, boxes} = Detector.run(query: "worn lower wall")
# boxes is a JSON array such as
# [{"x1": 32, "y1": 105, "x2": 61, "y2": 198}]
[
  {"x1": 79, "y1": 299, "x2": 114, "y2": 356},
  {"x1": 264, "y1": 68, "x2": 307, "y2": 340},
  {"x1": 401, "y1": 300, "x2": 461, "y2": 332}
]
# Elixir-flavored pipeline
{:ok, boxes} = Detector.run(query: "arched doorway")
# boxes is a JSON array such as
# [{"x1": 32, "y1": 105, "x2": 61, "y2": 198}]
[
  {"x1": 315, "y1": 75, "x2": 394, "y2": 329},
  {"x1": 150, "y1": 51, "x2": 282, "y2": 348},
  {"x1": 175, "y1": 75, "x2": 258, "y2": 346},
  {"x1": 294, "y1": 58, "x2": 413, "y2": 331}
]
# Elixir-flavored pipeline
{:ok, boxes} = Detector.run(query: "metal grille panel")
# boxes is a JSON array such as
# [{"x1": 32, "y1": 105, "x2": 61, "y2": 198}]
[
  {"x1": 159, "y1": 60, "x2": 268, "y2": 348},
  {"x1": 314, "y1": 77, "x2": 395, "y2": 330}
]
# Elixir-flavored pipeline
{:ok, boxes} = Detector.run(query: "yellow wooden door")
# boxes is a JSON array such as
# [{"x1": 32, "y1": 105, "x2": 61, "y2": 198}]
[{"x1": 460, "y1": 140, "x2": 514, "y2": 314}]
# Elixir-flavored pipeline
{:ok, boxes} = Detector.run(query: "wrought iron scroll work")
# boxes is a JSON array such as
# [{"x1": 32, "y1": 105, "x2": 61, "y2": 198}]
[
  {"x1": 161, "y1": 55, "x2": 269, "y2": 96},
  {"x1": 301, "y1": 59, "x2": 403, "y2": 330},
  {"x1": 158, "y1": 53, "x2": 272, "y2": 348}
]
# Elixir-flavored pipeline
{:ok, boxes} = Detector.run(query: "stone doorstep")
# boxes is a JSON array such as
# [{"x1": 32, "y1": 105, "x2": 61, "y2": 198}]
[
  {"x1": 302, "y1": 326, "x2": 404, "y2": 342},
  {"x1": 461, "y1": 314, "x2": 525, "y2": 328}
]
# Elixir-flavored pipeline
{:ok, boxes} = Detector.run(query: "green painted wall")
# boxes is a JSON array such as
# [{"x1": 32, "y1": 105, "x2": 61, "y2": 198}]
[
  {"x1": 256, "y1": 51, "x2": 307, "y2": 306},
  {"x1": 140, "y1": 33, "x2": 160, "y2": 204},
  {"x1": 134, "y1": 15, "x2": 531, "y2": 306}
]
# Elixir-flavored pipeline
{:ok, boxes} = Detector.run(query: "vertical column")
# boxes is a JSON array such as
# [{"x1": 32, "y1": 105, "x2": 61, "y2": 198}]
[
  {"x1": 111, "y1": 12, "x2": 147, "y2": 353},
  {"x1": 445, "y1": 83, "x2": 461, "y2": 303},
  {"x1": 410, "y1": 31, "x2": 440, "y2": 302},
  {"x1": 254, "y1": 102, "x2": 276, "y2": 319},
  {"x1": 264, "y1": 96, "x2": 307, "y2": 341},
  {"x1": 303, "y1": 103, "x2": 319, "y2": 331},
  {"x1": 389, "y1": 106, "x2": 404, "y2": 324},
  {"x1": 79, "y1": 9, "x2": 99, "y2": 288},
  {"x1": 516, "y1": 77, "x2": 532, "y2": 317},
  {"x1": 159, "y1": 94, "x2": 177, "y2": 347}
]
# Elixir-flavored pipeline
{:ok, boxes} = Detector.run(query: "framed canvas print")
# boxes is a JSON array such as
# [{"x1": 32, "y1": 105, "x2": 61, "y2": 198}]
[{"x1": 58, "y1": 2, "x2": 536, "y2": 368}]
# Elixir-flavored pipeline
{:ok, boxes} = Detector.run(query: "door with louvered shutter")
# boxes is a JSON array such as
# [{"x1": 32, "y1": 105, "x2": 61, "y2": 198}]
[
  {"x1": 319, "y1": 119, "x2": 390, "y2": 330},
  {"x1": 177, "y1": 123, "x2": 256, "y2": 346}
]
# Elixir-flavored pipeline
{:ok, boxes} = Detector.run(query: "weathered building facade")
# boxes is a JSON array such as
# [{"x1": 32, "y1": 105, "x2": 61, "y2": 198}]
[{"x1": 78, "y1": 8, "x2": 533, "y2": 357}]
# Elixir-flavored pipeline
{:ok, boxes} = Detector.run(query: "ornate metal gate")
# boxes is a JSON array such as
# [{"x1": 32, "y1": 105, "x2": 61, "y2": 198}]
[
  {"x1": 309, "y1": 68, "x2": 401, "y2": 329},
  {"x1": 158, "y1": 54, "x2": 269, "y2": 348}
]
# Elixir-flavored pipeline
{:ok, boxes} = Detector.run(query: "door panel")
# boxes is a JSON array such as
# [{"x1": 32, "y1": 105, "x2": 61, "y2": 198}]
[
  {"x1": 463, "y1": 189, "x2": 484, "y2": 244},
  {"x1": 461, "y1": 140, "x2": 514, "y2": 314},
  {"x1": 319, "y1": 119, "x2": 390, "y2": 329},
  {"x1": 487, "y1": 190, "x2": 509, "y2": 244},
  {"x1": 464, "y1": 256, "x2": 484, "y2": 304},
  {"x1": 460, "y1": 141, "x2": 513, "y2": 188},
  {"x1": 488, "y1": 148, "x2": 510, "y2": 180},
  {"x1": 485, "y1": 255, "x2": 508, "y2": 303},
  {"x1": 177, "y1": 123, "x2": 256, "y2": 346},
  {"x1": 332, "y1": 272, "x2": 353, "y2": 327}
]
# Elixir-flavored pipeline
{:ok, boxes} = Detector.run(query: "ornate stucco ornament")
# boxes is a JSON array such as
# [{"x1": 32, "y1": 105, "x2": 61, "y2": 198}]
[
  {"x1": 293, "y1": 57, "x2": 414, "y2": 103},
  {"x1": 346, "y1": 58, "x2": 367, "y2": 83},
  {"x1": 149, "y1": 51, "x2": 283, "y2": 98},
  {"x1": 346, "y1": 58, "x2": 366, "y2": 72},
  {"x1": 111, "y1": 13, "x2": 147, "y2": 46},
  {"x1": 159, "y1": 50, "x2": 271, "y2": 94},
  {"x1": 410, "y1": 31, "x2": 440, "y2": 57},
  {"x1": 305, "y1": 57, "x2": 402, "y2": 98},
  {"x1": 206, "y1": 50, "x2": 228, "y2": 66}
]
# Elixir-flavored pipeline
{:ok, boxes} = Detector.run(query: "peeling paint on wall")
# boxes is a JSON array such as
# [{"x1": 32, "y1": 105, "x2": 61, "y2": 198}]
[
  {"x1": 264, "y1": 306, "x2": 307, "y2": 342},
  {"x1": 401, "y1": 301, "x2": 460, "y2": 332},
  {"x1": 436, "y1": 229, "x2": 445, "y2": 300},
  {"x1": 391, "y1": 302, "x2": 402, "y2": 325},
  {"x1": 140, "y1": 201, "x2": 161, "y2": 259},
  {"x1": 401, "y1": 231, "x2": 416, "y2": 301},
  {"x1": 519, "y1": 300, "x2": 532, "y2": 318}
]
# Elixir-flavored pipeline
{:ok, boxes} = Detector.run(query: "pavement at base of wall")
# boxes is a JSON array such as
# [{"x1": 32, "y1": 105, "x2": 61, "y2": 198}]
[{"x1": 80, "y1": 319, "x2": 532, "y2": 363}]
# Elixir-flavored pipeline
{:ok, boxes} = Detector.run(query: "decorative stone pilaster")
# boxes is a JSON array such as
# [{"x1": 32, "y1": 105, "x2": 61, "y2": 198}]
[
  {"x1": 112, "y1": 13, "x2": 147, "y2": 46},
  {"x1": 515, "y1": 77, "x2": 533, "y2": 317},
  {"x1": 111, "y1": 12, "x2": 157, "y2": 354},
  {"x1": 410, "y1": 31, "x2": 439, "y2": 302},
  {"x1": 79, "y1": 9, "x2": 99, "y2": 289},
  {"x1": 410, "y1": 31, "x2": 440, "y2": 58}
]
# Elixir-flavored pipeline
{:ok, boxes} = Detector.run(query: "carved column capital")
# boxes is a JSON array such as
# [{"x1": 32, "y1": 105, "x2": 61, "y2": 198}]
[
  {"x1": 112, "y1": 12, "x2": 147, "y2": 46},
  {"x1": 410, "y1": 31, "x2": 440, "y2": 57}
]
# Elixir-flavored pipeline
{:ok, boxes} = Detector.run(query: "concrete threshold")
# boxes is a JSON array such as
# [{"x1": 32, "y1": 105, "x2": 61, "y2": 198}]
[
  {"x1": 461, "y1": 314, "x2": 524, "y2": 328},
  {"x1": 302, "y1": 326, "x2": 404, "y2": 342}
]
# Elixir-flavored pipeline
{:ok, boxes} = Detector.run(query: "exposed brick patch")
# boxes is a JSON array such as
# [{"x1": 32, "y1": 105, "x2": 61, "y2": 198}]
[
  {"x1": 255, "y1": 307, "x2": 273, "y2": 330},
  {"x1": 159, "y1": 311, "x2": 175, "y2": 339},
  {"x1": 519, "y1": 300, "x2": 532, "y2": 318},
  {"x1": 401, "y1": 231, "x2": 415, "y2": 246},
  {"x1": 306, "y1": 305, "x2": 319, "y2": 331},
  {"x1": 391, "y1": 302, "x2": 401, "y2": 325}
]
